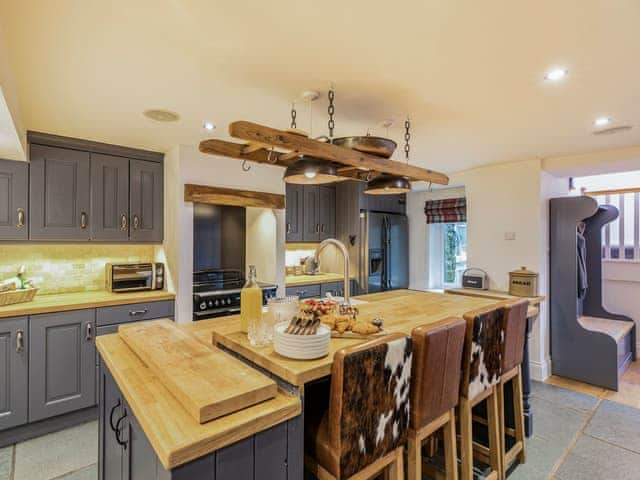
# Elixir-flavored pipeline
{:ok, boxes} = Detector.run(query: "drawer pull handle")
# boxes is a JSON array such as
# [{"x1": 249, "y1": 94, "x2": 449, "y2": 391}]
[
  {"x1": 120, "y1": 214, "x2": 128, "y2": 231},
  {"x1": 129, "y1": 309, "x2": 149, "y2": 316},
  {"x1": 286, "y1": 222, "x2": 291, "y2": 234},
  {"x1": 109, "y1": 399, "x2": 122, "y2": 432},
  {"x1": 16, "y1": 208, "x2": 25, "y2": 228},
  {"x1": 16, "y1": 330, "x2": 24, "y2": 353},
  {"x1": 85, "y1": 323, "x2": 92, "y2": 341}
]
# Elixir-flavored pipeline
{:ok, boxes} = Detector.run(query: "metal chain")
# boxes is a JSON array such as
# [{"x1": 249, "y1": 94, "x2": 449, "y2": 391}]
[
  {"x1": 327, "y1": 87, "x2": 335, "y2": 139},
  {"x1": 290, "y1": 102, "x2": 297, "y2": 129},
  {"x1": 404, "y1": 117, "x2": 411, "y2": 163}
]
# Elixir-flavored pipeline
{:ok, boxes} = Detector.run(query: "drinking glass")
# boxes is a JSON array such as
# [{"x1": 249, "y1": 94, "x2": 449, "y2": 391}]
[{"x1": 267, "y1": 296, "x2": 300, "y2": 341}]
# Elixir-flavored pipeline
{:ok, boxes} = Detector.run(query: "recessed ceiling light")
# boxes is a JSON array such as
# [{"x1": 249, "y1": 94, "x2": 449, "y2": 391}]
[
  {"x1": 203, "y1": 121, "x2": 216, "y2": 131},
  {"x1": 143, "y1": 109, "x2": 180, "y2": 122},
  {"x1": 594, "y1": 117, "x2": 611, "y2": 127},
  {"x1": 544, "y1": 68, "x2": 568, "y2": 81}
]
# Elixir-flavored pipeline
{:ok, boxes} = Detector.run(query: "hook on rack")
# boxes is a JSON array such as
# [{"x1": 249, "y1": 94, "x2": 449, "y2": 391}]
[
  {"x1": 241, "y1": 160, "x2": 252, "y2": 172},
  {"x1": 267, "y1": 147, "x2": 278, "y2": 164}
]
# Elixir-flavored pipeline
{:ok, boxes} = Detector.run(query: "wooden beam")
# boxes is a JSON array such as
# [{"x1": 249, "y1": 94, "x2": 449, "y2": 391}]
[
  {"x1": 184, "y1": 184, "x2": 285, "y2": 209},
  {"x1": 228, "y1": 121, "x2": 450, "y2": 185},
  {"x1": 585, "y1": 187, "x2": 640, "y2": 196},
  {"x1": 199, "y1": 139, "x2": 297, "y2": 167}
]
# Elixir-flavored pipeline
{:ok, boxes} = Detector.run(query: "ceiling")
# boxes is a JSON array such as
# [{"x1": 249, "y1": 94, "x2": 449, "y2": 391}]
[{"x1": 1, "y1": 0, "x2": 640, "y2": 174}]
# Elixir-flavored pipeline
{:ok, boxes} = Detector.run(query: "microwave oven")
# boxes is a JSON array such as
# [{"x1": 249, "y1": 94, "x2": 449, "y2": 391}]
[{"x1": 106, "y1": 263, "x2": 164, "y2": 292}]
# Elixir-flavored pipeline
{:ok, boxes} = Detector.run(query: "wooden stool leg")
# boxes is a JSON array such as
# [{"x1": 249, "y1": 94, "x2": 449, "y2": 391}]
[
  {"x1": 497, "y1": 382, "x2": 506, "y2": 480},
  {"x1": 514, "y1": 367, "x2": 526, "y2": 464},
  {"x1": 459, "y1": 397, "x2": 473, "y2": 480},
  {"x1": 384, "y1": 447, "x2": 404, "y2": 480},
  {"x1": 408, "y1": 434, "x2": 421, "y2": 480},
  {"x1": 487, "y1": 389, "x2": 503, "y2": 480},
  {"x1": 443, "y1": 409, "x2": 459, "y2": 480}
]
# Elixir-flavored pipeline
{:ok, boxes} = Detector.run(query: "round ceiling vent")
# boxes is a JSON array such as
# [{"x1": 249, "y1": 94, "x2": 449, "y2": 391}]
[
  {"x1": 143, "y1": 109, "x2": 180, "y2": 122},
  {"x1": 593, "y1": 125, "x2": 633, "y2": 135}
]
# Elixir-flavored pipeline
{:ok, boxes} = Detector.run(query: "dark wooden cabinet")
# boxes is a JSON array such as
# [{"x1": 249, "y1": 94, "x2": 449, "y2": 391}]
[
  {"x1": 319, "y1": 186, "x2": 336, "y2": 240},
  {"x1": 302, "y1": 185, "x2": 320, "y2": 242},
  {"x1": 294, "y1": 185, "x2": 336, "y2": 242},
  {"x1": 130, "y1": 159, "x2": 163, "y2": 243},
  {"x1": 0, "y1": 160, "x2": 28, "y2": 240},
  {"x1": 28, "y1": 309, "x2": 96, "y2": 422},
  {"x1": 91, "y1": 153, "x2": 130, "y2": 242},
  {"x1": 29, "y1": 144, "x2": 91, "y2": 240},
  {"x1": 285, "y1": 184, "x2": 303, "y2": 242},
  {"x1": 0, "y1": 317, "x2": 28, "y2": 431}
]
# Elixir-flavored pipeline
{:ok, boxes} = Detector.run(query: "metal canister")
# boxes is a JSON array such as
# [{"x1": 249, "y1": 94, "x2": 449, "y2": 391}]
[{"x1": 508, "y1": 266, "x2": 538, "y2": 297}]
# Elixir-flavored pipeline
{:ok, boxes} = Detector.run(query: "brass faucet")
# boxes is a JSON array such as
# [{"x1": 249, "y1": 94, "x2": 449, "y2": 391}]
[{"x1": 314, "y1": 239, "x2": 350, "y2": 305}]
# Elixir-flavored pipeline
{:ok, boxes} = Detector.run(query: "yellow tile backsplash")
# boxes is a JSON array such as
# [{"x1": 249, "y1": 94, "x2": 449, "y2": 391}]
[{"x1": 0, "y1": 245, "x2": 155, "y2": 295}]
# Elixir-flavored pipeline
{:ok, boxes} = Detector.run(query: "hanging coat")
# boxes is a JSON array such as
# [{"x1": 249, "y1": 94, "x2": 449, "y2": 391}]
[{"x1": 577, "y1": 231, "x2": 588, "y2": 299}]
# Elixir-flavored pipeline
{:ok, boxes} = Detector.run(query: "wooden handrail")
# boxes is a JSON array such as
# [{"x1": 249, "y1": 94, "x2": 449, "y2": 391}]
[{"x1": 584, "y1": 187, "x2": 640, "y2": 196}]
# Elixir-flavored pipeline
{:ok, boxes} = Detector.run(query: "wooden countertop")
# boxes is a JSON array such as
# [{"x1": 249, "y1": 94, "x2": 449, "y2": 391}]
[
  {"x1": 186, "y1": 289, "x2": 538, "y2": 387},
  {"x1": 444, "y1": 287, "x2": 545, "y2": 306},
  {"x1": 97, "y1": 333, "x2": 301, "y2": 470},
  {"x1": 0, "y1": 290, "x2": 175, "y2": 319},
  {"x1": 285, "y1": 273, "x2": 352, "y2": 287}
]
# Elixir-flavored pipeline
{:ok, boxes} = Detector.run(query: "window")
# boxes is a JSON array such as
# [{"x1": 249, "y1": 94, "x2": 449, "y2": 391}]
[
  {"x1": 442, "y1": 223, "x2": 467, "y2": 287},
  {"x1": 428, "y1": 222, "x2": 468, "y2": 289}
]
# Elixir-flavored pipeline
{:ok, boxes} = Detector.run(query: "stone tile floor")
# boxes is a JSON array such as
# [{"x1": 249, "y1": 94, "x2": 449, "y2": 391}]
[
  {"x1": 1, "y1": 380, "x2": 639, "y2": 479},
  {"x1": 509, "y1": 381, "x2": 640, "y2": 479}
]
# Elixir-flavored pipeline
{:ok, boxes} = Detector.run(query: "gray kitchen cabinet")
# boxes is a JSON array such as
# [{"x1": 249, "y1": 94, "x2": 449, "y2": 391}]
[
  {"x1": 0, "y1": 317, "x2": 28, "y2": 431},
  {"x1": 29, "y1": 309, "x2": 96, "y2": 422},
  {"x1": 319, "y1": 186, "x2": 336, "y2": 240},
  {"x1": 0, "y1": 159, "x2": 28, "y2": 240},
  {"x1": 91, "y1": 153, "x2": 130, "y2": 241},
  {"x1": 130, "y1": 159, "x2": 163, "y2": 243},
  {"x1": 99, "y1": 367, "x2": 125, "y2": 480},
  {"x1": 285, "y1": 184, "x2": 303, "y2": 242},
  {"x1": 29, "y1": 144, "x2": 91, "y2": 240},
  {"x1": 302, "y1": 185, "x2": 320, "y2": 242},
  {"x1": 285, "y1": 283, "x2": 321, "y2": 299}
]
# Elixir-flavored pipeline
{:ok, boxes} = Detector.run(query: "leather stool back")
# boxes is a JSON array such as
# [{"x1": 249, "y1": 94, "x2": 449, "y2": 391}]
[
  {"x1": 502, "y1": 300, "x2": 529, "y2": 373},
  {"x1": 410, "y1": 318, "x2": 466, "y2": 429}
]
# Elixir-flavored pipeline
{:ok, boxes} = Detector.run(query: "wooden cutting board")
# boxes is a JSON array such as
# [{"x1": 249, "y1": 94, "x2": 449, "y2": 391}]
[{"x1": 118, "y1": 319, "x2": 277, "y2": 424}]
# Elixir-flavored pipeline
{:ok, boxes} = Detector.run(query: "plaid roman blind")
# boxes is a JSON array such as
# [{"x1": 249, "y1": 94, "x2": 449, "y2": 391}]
[{"x1": 425, "y1": 197, "x2": 467, "y2": 223}]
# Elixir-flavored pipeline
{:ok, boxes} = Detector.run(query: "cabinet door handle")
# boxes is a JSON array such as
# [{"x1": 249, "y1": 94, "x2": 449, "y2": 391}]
[
  {"x1": 80, "y1": 212, "x2": 88, "y2": 229},
  {"x1": 16, "y1": 330, "x2": 24, "y2": 353},
  {"x1": 321, "y1": 224, "x2": 325, "y2": 233},
  {"x1": 295, "y1": 290, "x2": 306, "y2": 297},
  {"x1": 16, "y1": 209, "x2": 25, "y2": 228},
  {"x1": 132, "y1": 215, "x2": 140, "y2": 230},
  {"x1": 85, "y1": 323, "x2": 92, "y2": 342},
  {"x1": 109, "y1": 399, "x2": 122, "y2": 432},
  {"x1": 129, "y1": 308, "x2": 149, "y2": 317},
  {"x1": 120, "y1": 214, "x2": 128, "y2": 231},
  {"x1": 315, "y1": 224, "x2": 320, "y2": 233},
  {"x1": 115, "y1": 410, "x2": 128, "y2": 449},
  {"x1": 286, "y1": 222, "x2": 291, "y2": 234}
]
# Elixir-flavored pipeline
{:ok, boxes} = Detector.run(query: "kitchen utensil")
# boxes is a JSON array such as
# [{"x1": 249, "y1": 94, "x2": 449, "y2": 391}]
[{"x1": 332, "y1": 136, "x2": 397, "y2": 158}]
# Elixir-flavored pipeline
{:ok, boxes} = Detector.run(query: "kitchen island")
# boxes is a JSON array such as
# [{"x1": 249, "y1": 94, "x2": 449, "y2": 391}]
[{"x1": 97, "y1": 289, "x2": 539, "y2": 479}]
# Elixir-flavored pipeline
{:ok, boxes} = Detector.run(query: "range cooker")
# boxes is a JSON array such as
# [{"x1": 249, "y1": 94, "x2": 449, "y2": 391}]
[{"x1": 193, "y1": 269, "x2": 277, "y2": 320}]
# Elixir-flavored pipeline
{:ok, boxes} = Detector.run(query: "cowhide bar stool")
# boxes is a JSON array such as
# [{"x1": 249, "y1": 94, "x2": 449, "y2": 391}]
[
  {"x1": 498, "y1": 299, "x2": 529, "y2": 479},
  {"x1": 408, "y1": 318, "x2": 467, "y2": 480},
  {"x1": 304, "y1": 333, "x2": 413, "y2": 480},
  {"x1": 459, "y1": 305, "x2": 506, "y2": 480}
]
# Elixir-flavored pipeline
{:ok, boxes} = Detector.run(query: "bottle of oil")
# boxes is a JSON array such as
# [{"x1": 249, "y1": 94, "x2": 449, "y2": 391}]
[{"x1": 240, "y1": 265, "x2": 262, "y2": 334}]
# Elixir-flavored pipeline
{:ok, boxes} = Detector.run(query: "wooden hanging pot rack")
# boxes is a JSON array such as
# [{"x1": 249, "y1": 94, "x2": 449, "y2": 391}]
[{"x1": 199, "y1": 121, "x2": 450, "y2": 185}]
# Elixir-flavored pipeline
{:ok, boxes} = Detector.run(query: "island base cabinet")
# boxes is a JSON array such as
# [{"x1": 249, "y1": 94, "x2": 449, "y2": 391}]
[
  {"x1": 29, "y1": 309, "x2": 96, "y2": 422},
  {"x1": 99, "y1": 359, "x2": 303, "y2": 480},
  {"x1": 0, "y1": 317, "x2": 28, "y2": 431}
]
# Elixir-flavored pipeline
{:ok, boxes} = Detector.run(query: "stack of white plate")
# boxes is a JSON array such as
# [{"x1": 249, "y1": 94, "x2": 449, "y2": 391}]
[{"x1": 273, "y1": 321, "x2": 331, "y2": 360}]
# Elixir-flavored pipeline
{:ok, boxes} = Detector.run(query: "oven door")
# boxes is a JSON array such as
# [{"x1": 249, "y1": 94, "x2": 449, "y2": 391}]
[{"x1": 111, "y1": 264, "x2": 154, "y2": 291}]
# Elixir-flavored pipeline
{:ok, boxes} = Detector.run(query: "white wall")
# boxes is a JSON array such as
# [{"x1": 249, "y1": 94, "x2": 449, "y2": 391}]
[{"x1": 158, "y1": 145, "x2": 286, "y2": 323}]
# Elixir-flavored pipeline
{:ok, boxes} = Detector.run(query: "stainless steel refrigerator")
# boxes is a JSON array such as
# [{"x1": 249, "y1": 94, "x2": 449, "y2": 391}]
[{"x1": 359, "y1": 211, "x2": 409, "y2": 293}]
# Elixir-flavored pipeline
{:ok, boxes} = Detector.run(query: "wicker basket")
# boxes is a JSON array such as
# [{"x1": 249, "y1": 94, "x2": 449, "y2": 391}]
[{"x1": 0, "y1": 288, "x2": 38, "y2": 307}]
